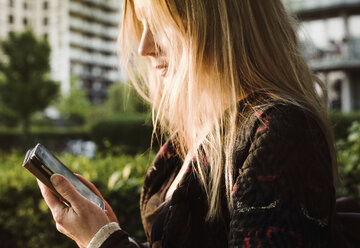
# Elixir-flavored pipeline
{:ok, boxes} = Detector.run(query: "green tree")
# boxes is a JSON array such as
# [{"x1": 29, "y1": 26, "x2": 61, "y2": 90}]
[
  {"x1": 0, "y1": 30, "x2": 59, "y2": 134},
  {"x1": 56, "y1": 76, "x2": 91, "y2": 125},
  {"x1": 105, "y1": 82, "x2": 148, "y2": 115}
]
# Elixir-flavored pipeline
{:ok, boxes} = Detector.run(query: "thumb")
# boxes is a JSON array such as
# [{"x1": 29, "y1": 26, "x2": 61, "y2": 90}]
[{"x1": 51, "y1": 174, "x2": 84, "y2": 209}]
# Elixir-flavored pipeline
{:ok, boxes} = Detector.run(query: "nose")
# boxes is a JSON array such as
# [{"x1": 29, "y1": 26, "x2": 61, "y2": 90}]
[{"x1": 138, "y1": 26, "x2": 156, "y2": 57}]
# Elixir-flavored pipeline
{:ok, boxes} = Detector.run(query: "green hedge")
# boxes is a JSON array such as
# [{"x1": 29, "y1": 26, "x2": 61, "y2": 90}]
[
  {"x1": 89, "y1": 114, "x2": 155, "y2": 154},
  {"x1": 0, "y1": 127, "x2": 89, "y2": 152},
  {"x1": 330, "y1": 112, "x2": 360, "y2": 140},
  {"x1": 1, "y1": 112, "x2": 359, "y2": 154},
  {"x1": 0, "y1": 113, "x2": 155, "y2": 153},
  {"x1": 336, "y1": 121, "x2": 360, "y2": 200},
  {"x1": 0, "y1": 151, "x2": 154, "y2": 248}
]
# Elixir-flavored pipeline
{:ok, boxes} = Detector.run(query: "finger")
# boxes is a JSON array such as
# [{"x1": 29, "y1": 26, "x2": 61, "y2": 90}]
[
  {"x1": 104, "y1": 201, "x2": 119, "y2": 223},
  {"x1": 50, "y1": 174, "x2": 86, "y2": 211},
  {"x1": 74, "y1": 174, "x2": 118, "y2": 223},
  {"x1": 74, "y1": 174, "x2": 104, "y2": 200},
  {"x1": 37, "y1": 179, "x2": 66, "y2": 212},
  {"x1": 37, "y1": 179, "x2": 71, "y2": 224}
]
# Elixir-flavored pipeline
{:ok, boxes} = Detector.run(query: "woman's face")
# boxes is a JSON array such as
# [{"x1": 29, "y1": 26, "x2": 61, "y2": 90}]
[{"x1": 134, "y1": 0, "x2": 169, "y2": 77}]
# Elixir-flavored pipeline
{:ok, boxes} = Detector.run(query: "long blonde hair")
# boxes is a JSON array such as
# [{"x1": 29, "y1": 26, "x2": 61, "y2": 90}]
[{"x1": 120, "y1": 0, "x2": 337, "y2": 221}]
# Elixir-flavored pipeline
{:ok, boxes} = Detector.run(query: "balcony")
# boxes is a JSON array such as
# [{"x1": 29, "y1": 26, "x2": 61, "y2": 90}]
[
  {"x1": 69, "y1": 17, "x2": 119, "y2": 40},
  {"x1": 69, "y1": 48, "x2": 119, "y2": 68},
  {"x1": 301, "y1": 37, "x2": 360, "y2": 71},
  {"x1": 69, "y1": 33, "x2": 117, "y2": 54},
  {"x1": 74, "y1": 0, "x2": 121, "y2": 11},
  {"x1": 69, "y1": 1, "x2": 121, "y2": 26},
  {"x1": 77, "y1": 70, "x2": 121, "y2": 82},
  {"x1": 285, "y1": 0, "x2": 360, "y2": 19}
]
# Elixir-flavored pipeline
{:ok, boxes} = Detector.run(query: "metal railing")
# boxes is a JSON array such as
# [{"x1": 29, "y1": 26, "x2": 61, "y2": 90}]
[
  {"x1": 300, "y1": 37, "x2": 360, "y2": 70},
  {"x1": 69, "y1": 48, "x2": 119, "y2": 68},
  {"x1": 69, "y1": 33, "x2": 117, "y2": 54},
  {"x1": 69, "y1": 17, "x2": 119, "y2": 40},
  {"x1": 69, "y1": 1, "x2": 121, "y2": 25},
  {"x1": 74, "y1": 0, "x2": 121, "y2": 10},
  {"x1": 78, "y1": 70, "x2": 121, "y2": 82}
]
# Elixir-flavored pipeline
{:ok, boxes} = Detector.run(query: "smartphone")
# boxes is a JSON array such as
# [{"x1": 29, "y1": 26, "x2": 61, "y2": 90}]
[{"x1": 23, "y1": 143, "x2": 105, "y2": 210}]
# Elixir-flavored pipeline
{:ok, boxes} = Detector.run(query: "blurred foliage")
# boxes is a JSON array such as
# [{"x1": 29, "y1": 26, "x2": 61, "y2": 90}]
[
  {"x1": 0, "y1": 113, "x2": 154, "y2": 154},
  {"x1": 337, "y1": 121, "x2": 360, "y2": 199},
  {"x1": 86, "y1": 82, "x2": 154, "y2": 154},
  {"x1": 0, "y1": 126, "x2": 88, "y2": 153},
  {"x1": 105, "y1": 82, "x2": 149, "y2": 115},
  {"x1": 30, "y1": 111, "x2": 56, "y2": 127},
  {"x1": 0, "y1": 30, "x2": 59, "y2": 133},
  {"x1": 0, "y1": 150, "x2": 155, "y2": 248},
  {"x1": 89, "y1": 114, "x2": 154, "y2": 154},
  {"x1": 56, "y1": 76, "x2": 92, "y2": 126},
  {"x1": 0, "y1": 105, "x2": 19, "y2": 127},
  {"x1": 87, "y1": 82, "x2": 149, "y2": 124},
  {"x1": 329, "y1": 111, "x2": 360, "y2": 140}
]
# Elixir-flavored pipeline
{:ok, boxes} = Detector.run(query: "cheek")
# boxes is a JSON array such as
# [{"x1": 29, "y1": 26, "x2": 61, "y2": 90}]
[
  {"x1": 154, "y1": 35, "x2": 169, "y2": 56},
  {"x1": 155, "y1": 26, "x2": 183, "y2": 56}
]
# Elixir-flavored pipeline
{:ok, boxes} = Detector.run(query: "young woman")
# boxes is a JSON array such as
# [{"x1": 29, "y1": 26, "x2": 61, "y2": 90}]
[{"x1": 38, "y1": 0, "x2": 341, "y2": 247}]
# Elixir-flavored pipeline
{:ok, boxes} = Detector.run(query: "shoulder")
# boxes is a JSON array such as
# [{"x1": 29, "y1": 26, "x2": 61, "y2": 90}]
[
  {"x1": 234, "y1": 101, "x2": 326, "y2": 154},
  {"x1": 232, "y1": 100, "x2": 333, "y2": 184},
  {"x1": 241, "y1": 101, "x2": 320, "y2": 136},
  {"x1": 229, "y1": 102, "x2": 335, "y2": 247}
]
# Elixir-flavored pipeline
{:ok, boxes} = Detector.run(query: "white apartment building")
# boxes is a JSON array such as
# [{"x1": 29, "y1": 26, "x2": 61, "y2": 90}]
[{"x1": 0, "y1": 0, "x2": 124, "y2": 103}]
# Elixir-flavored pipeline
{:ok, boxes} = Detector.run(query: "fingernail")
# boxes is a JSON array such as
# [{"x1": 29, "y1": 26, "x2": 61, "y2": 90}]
[{"x1": 51, "y1": 174, "x2": 62, "y2": 187}]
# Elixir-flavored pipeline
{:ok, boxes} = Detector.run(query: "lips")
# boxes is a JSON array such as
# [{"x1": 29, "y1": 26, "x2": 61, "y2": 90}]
[
  {"x1": 154, "y1": 65, "x2": 168, "y2": 76},
  {"x1": 155, "y1": 65, "x2": 167, "y2": 70}
]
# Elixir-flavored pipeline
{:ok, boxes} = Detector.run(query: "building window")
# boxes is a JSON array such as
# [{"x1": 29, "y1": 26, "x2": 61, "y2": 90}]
[
  {"x1": 43, "y1": 1, "x2": 48, "y2": 9},
  {"x1": 44, "y1": 33, "x2": 48, "y2": 40},
  {"x1": 9, "y1": 0, "x2": 13, "y2": 7},
  {"x1": 43, "y1": 17, "x2": 48, "y2": 26},
  {"x1": 23, "y1": 2, "x2": 27, "y2": 9},
  {"x1": 8, "y1": 15, "x2": 14, "y2": 24},
  {"x1": 331, "y1": 80, "x2": 342, "y2": 110},
  {"x1": 23, "y1": 18, "x2": 28, "y2": 25}
]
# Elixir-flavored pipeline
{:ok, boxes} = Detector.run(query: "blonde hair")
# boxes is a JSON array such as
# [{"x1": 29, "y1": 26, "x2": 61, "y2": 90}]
[{"x1": 120, "y1": 0, "x2": 337, "y2": 221}]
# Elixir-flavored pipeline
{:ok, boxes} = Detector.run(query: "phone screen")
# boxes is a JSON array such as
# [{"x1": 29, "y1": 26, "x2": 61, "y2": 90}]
[{"x1": 33, "y1": 144, "x2": 105, "y2": 210}]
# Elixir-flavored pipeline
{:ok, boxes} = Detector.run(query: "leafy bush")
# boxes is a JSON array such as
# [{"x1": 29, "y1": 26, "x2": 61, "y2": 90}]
[
  {"x1": 104, "y1": 82, "x2": 149, "y2": 115},
  {"x1": 0, "y1": 105, "x2": 18, "y2": 127},
  {"x1": 0, "y1": 113, "x2": 155, "y2": 154},
  {"x1": 329, "y1": 111, "x2": 360, "y2": 140},
  {"x1": 89, "y1": 114, "x2": 155, "y2": 154},
  {"x1": 56, "y1": 77, "x2": 92, "y2": 126},
  {"x1": 86, "y1": 82, "x2": 149, "y2": 126},
  {"x1": 0, "y1": 151, "x2": 154, "y2": 248},
  {"x1": 337, "y1": 121, "x2": 360, "y2": 200},
  {"x1": 0, "y1": 126, "x2": 89, "y2": 152}
]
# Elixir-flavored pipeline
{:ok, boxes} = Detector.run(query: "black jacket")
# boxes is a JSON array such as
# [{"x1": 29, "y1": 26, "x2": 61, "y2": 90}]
[{"x1": 100, "y1": 102, "x2": 336, "y2": 248}]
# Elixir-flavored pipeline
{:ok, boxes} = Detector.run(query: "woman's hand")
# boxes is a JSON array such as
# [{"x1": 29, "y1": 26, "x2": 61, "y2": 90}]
[
  {"x1": 38, "y1": 174, "x2": 114, "y2": 248},
  {"x1": 74, "y1": 174, "x2": 119, "y2": 223}
]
